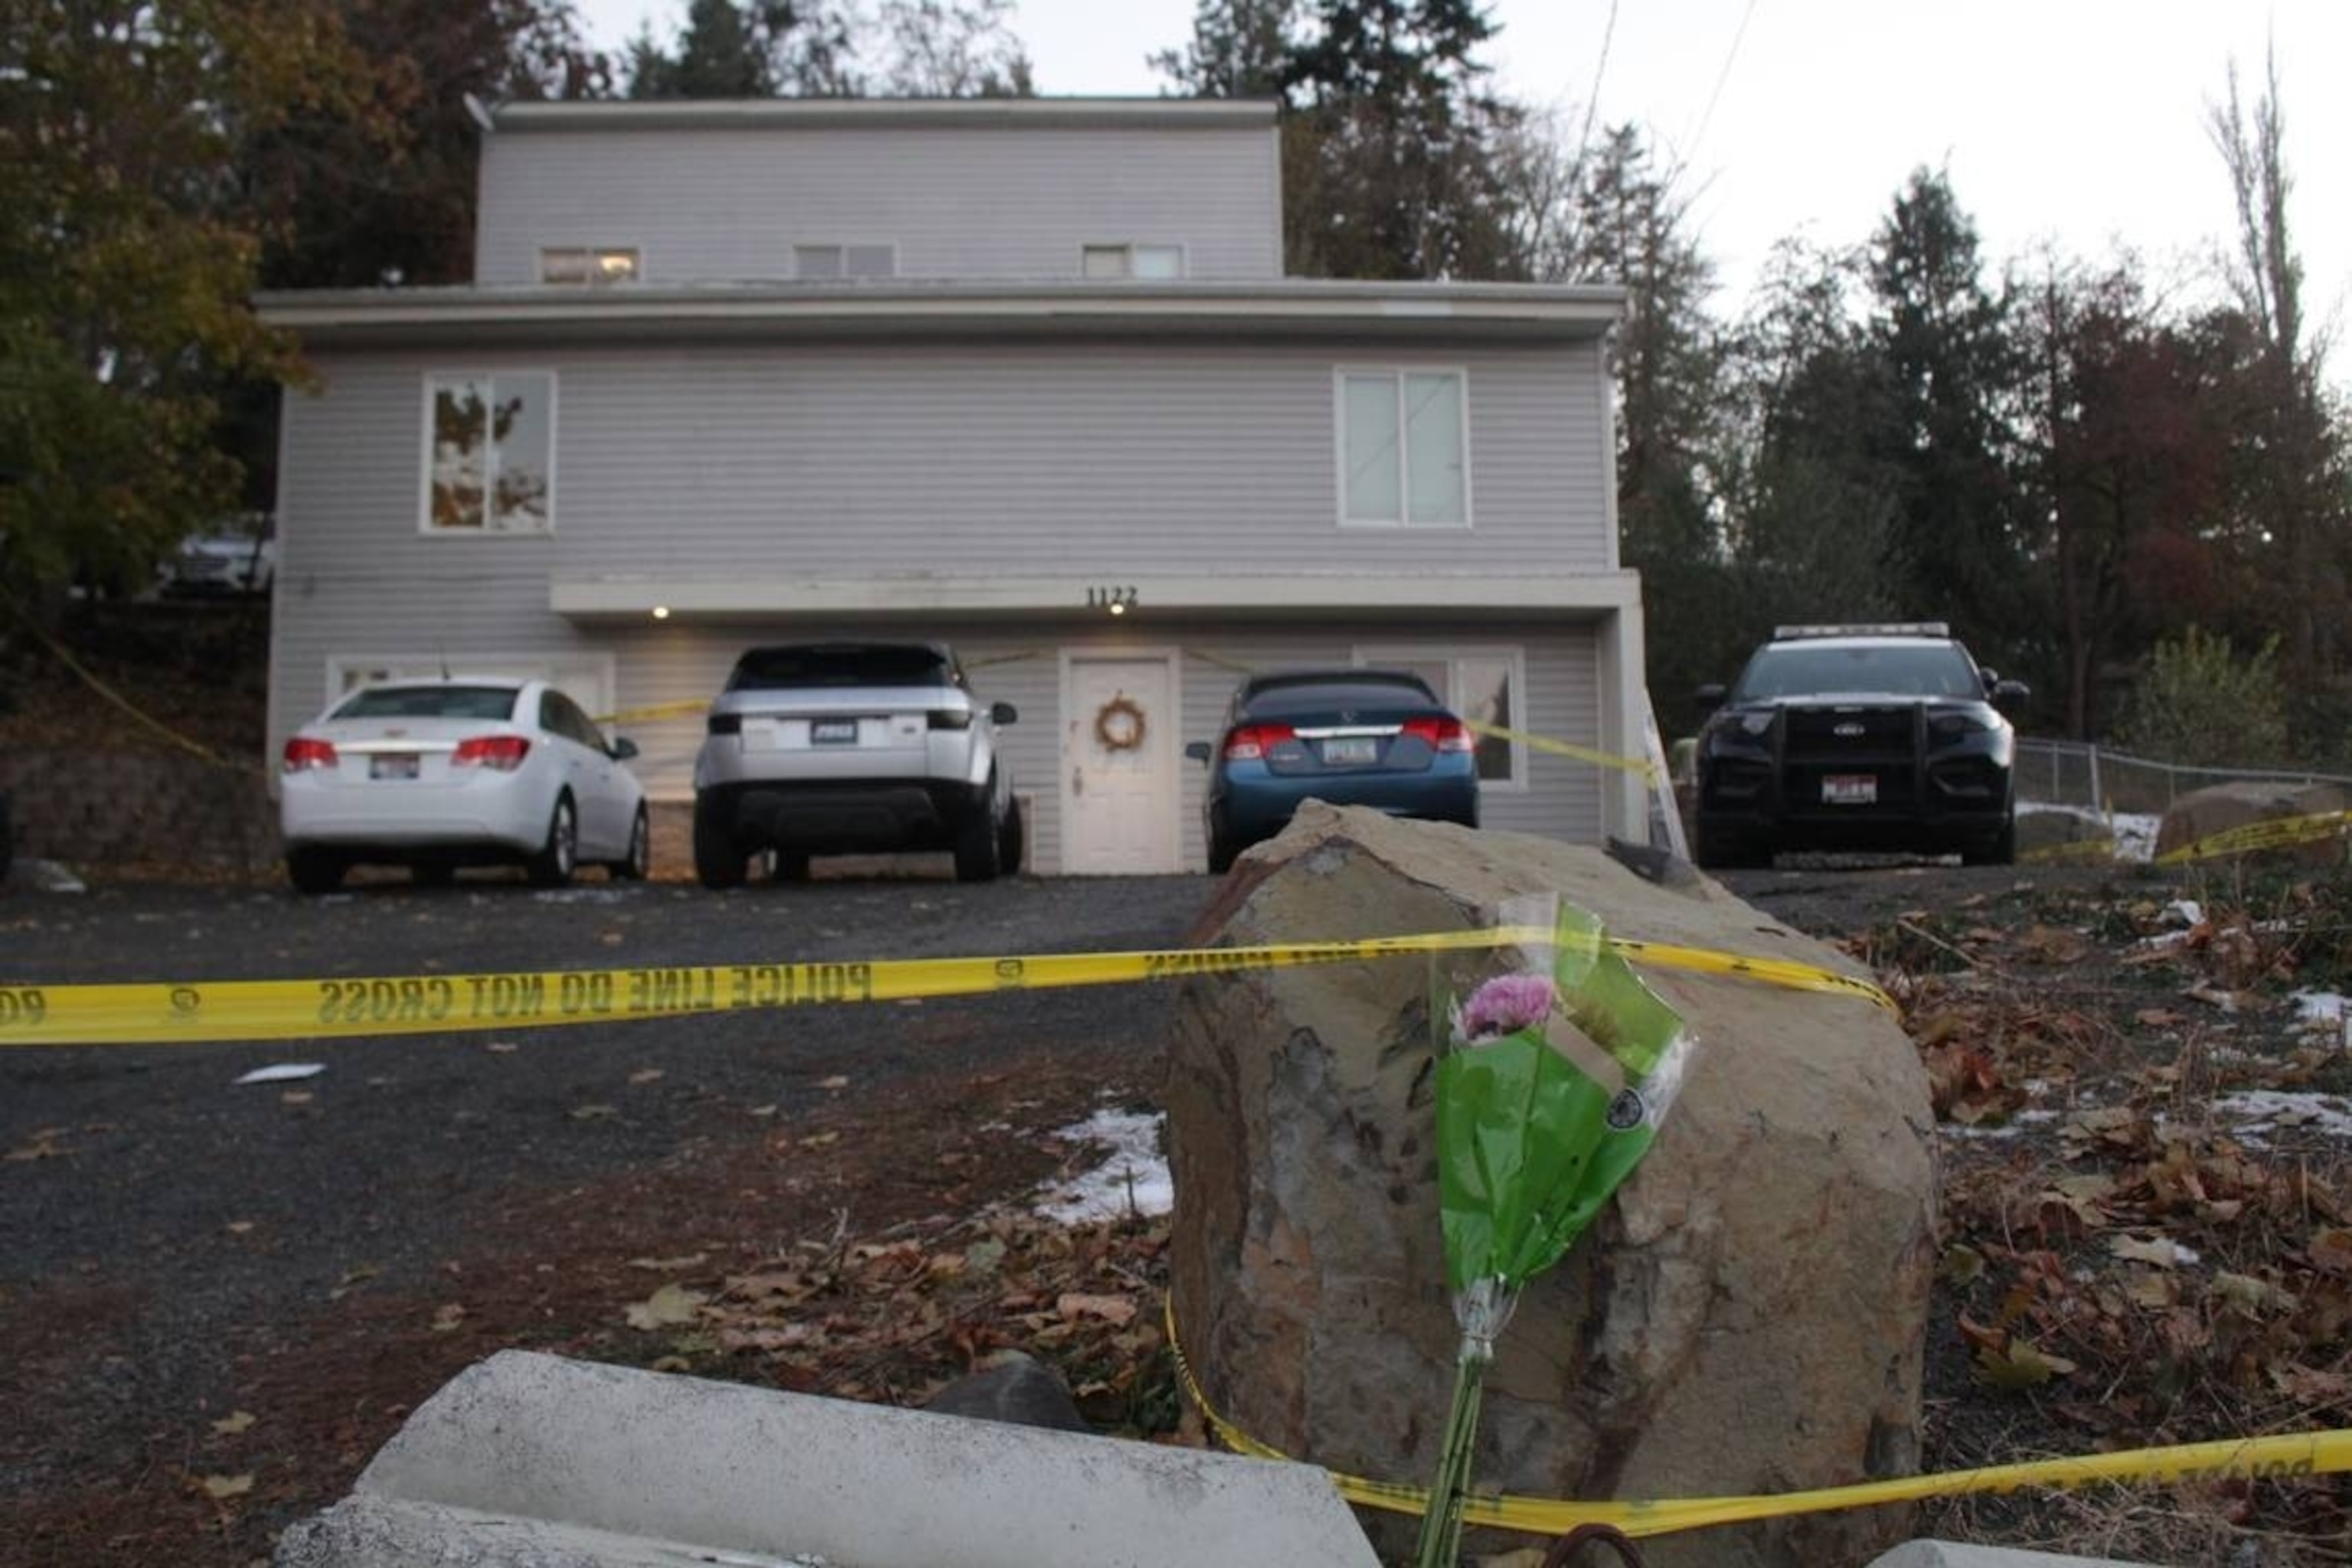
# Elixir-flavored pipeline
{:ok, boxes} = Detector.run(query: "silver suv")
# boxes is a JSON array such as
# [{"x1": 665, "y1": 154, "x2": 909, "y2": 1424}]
[{"x1": 692, "y1": 642, "x2": 1021, "y2": 887}]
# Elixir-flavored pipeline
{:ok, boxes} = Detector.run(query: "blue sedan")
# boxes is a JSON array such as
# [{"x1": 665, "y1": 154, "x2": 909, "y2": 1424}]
[{"x1": 1187, "y1": 670, "x2": 1481, "y2": 873}]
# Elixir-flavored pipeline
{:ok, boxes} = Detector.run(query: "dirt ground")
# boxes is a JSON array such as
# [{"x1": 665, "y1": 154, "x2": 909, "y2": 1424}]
[{"x1": 4, "y1": 853, "x2": 2349, "y2": 1566}]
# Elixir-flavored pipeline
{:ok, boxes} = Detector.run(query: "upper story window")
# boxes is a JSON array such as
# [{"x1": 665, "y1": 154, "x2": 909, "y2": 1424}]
[
  {"x1": 540, "y1": 247, "x2": 639, "y2": 286},
  {"x1": 423, "y1": 372, "x2": 555, "y2": 534},
  {"x1": 794, "y1": 243, "x2": 898, "y2": 280},
  {"x1": 1082, "y1": 243, "x2": 1184, "y2": 279},
  {"x1": 1338, "y1": 368, "x2": 1468, "y2": 528}
]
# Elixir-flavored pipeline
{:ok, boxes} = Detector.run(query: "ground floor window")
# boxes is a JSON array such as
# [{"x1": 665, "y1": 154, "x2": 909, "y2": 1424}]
[{"x1": 1353, "y1": 645, "x2": 1526, "y2": 789}]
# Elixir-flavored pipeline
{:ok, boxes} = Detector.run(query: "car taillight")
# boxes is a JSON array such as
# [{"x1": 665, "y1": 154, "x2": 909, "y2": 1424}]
[
  {"x1": 282, "y1": 737, "x2": 338, "y2": 773},
  {"x1": 1403, "y1": 716, "x2": 1475, "y2": 753},
  {"x1": 707, "y1": 713, "x2": 741, "y2": 736},
  {"x1": 927, "y1": 708, "x2": 973, "y2": 730},
  {"x1": 452, "y1": 735, "x2": 531, "y2": 771},
  {"x1": 1223, "y1": 724, "x2": 1295, "y2": 761}
]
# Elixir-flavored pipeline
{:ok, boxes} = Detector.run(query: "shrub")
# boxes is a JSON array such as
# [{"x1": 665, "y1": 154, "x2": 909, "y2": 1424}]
[{"x1": 2113, "y1": 628, "x2": 2288, "y2": 766}]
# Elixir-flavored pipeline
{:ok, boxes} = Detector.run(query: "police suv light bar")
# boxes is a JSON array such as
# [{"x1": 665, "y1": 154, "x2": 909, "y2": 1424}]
[{"x1": 1772, "y1": 622, "x2": 1950, "y2": 641}]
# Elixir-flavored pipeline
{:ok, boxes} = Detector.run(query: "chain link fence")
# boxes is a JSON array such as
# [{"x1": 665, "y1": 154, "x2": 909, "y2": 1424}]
[{"x1": 2015, "y1": 739, "x2": 2352, "y2": 817}]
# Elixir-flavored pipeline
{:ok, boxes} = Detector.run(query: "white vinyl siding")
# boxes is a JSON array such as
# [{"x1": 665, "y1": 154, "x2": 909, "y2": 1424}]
[
  {"x1": 423, "y1": 371, "x2": 556, "y2": 534},
  {"x1": 1354, "y1": 645, "x2": 1529, "y2": 789},
  {"x1": 1339, "y1": 369, "x2": 1468, "y2": 528},
  {"x1": 476, "y1": 124, "x2": 1282, "y2": 284}
]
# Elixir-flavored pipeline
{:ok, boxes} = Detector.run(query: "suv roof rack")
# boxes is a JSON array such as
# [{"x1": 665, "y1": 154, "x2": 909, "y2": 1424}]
[{"x1": 1771, "y1": 622, "x2": 1950, "y2": 641}]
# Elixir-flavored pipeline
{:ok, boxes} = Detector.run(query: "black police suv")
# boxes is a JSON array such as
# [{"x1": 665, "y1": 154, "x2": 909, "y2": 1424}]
[{"x1": 1691, "y1": 624, "x2": 2027, "y2": 869}]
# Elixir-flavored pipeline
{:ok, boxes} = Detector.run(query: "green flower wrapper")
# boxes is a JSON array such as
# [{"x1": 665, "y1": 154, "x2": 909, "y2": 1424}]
[{"x1": 1413, "y1": 894, "x2": 1697, "y2": 1568}]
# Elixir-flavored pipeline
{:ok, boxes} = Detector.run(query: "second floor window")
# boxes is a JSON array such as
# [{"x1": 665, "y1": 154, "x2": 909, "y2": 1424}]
[
  {"x1": 1338, "y1": 369, "x2": 1468, "y2": 527},
  {"x1": 540, "y1": 247, "x2": 639, "y2": 286},
  {"x1": 795, "y1": 243, "x2": 897, "y2": 280},
  {"x1": 425, "y1": 372, "x2": 554, "y2": 534},
  {"x1": 1083, "y1": 243, "x2": 1184, "y2": 280}
]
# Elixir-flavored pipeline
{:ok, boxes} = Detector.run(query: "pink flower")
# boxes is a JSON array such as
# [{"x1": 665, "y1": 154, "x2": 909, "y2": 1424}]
[{"x1": 1456, "y1": 975, "x2": 1556, "y2": 1043}]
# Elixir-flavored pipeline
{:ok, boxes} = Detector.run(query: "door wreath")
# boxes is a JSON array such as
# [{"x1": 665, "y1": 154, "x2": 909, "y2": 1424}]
[{"x1": 1093, "y1": 694, "x2": 1148, "y2": 753}]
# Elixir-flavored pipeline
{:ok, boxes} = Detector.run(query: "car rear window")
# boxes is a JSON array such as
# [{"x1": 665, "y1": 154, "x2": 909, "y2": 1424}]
[
  {"x1": 727, "y1": 645, "x2": 956, "y2": 691},
  {"x1": 333, "y1": 685, "x2": 519, "y2": 720},
  {"x1": 1733, "y1": 643, "x2": 1981, "y2": 700},
  {"x1": 1240, "y1": 674, "x2": 1442, "y2": 719}
]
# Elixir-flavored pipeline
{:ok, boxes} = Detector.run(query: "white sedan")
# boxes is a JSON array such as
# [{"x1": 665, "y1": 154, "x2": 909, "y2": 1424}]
[{"x1": 279, "y1": 678, "x2": 650, "y2": 893}]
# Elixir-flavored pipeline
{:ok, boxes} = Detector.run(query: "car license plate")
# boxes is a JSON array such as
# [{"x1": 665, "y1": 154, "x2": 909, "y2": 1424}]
[
  {"x1": 810, "y1": 719, "x2": 859, "y2": 746},
  {"x1": 370, "y1": 753, "x2": 420, "y2": 781},
  {"x1": 1321, "y1": 736, "x2": 1378, "y2": 766},
  {"x1": 1822, "y1": 773, "x2": 1877, "y2": 805}
]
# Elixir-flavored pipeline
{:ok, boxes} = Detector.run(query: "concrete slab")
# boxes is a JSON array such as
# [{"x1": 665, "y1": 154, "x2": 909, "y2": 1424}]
[{"x1": 275, "y1": 1350, "x2": 1381, "y2": 1568}]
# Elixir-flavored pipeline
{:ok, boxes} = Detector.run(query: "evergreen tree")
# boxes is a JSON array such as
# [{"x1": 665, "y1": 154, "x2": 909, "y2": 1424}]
[{"x1": 1148, "y1": 0, "x2": 1296, "y2": 99}]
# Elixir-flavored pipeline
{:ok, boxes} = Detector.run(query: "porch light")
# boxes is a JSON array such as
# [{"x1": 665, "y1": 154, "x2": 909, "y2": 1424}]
[
  {"x1": 652, "y1": 606, "x2": 671, "y2": 620},
  {"x1": 1108, "y1": 602, "x2": 1126, "y2": 616}
]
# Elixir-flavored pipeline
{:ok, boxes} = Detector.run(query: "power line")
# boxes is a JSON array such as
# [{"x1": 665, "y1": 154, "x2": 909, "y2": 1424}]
[
  {"x1": 1573, "y1": 0, "x2": 1620, "y2": 170},
  {"x1": 1686, "y1": 0, "x2": 1759, "y2": 163}
]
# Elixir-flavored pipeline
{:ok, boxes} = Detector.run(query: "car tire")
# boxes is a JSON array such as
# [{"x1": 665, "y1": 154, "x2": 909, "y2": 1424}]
[
  {"x1": 612, "y1": 805, "x2": 651, "y2": 881},
  {"x1": 527, "y1": 795, "x2": 577, "y2": 887},
  {"x1": 1206, "y1": 831, "x2": 1239, "y2": 876},
  {"x1": 1963, "y1": 813, "x2": 2017, "y2": 867},
  {"x1": 694, "y1": 797, "x2": 746, "y2": 890},
  {"x1": 996, "y1": 798, "x2": 1025, "y2": 876},
  {"x1": 952, "y1": 802, "x2": 1001, "y2": 884},
  {"x1": 286, "y1": 848, "x2": 345, "y2": 895}
]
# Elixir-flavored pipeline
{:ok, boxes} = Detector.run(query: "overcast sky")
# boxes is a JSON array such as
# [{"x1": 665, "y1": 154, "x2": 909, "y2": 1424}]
[{"x1": 573, "y1": 1, "x2": 2351, "y2": 346}]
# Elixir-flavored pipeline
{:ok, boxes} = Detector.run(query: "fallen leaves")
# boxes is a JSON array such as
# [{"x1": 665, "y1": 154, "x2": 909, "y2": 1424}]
[
  {"x1": 198, "y1": 1473, "x2": 253, "y2": 1501},
  {"x1": 624, "y1": 1282, "x2": 707, "y2": 1331},
  {"x1": 210, "y1": 1410, "x2": 257, "y2": 1436}
]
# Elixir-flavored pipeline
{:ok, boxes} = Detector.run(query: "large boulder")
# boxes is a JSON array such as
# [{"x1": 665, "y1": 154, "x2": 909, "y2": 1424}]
[
  {"x1": 1165, "y1": 804, "x2": 1936, "y2": 1567},
  {"x1": 2154, "y1": 779, "x2": 2351, "y2": 866}
]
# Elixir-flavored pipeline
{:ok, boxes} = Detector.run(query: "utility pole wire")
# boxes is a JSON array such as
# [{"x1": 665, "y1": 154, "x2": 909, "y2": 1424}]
[
  {"x1": 1686, "y1": 0, "x2": 1759, "y2": 165},
  {"x1": 1571, "y1": 0, "x2": 1619, "y2": 184}
]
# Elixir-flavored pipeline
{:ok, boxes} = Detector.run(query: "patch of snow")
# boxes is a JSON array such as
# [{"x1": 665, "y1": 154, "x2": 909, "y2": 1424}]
[
  {"x1": 1034, "y1": 1109, "x2": 1174, "y2": 1225},
  {"x1": 2110, "y1": 814, "x2": 2161, "y2": 864},
  {"x1": 2163, "y1": 900, "x2": 2204, "y2": 929},
  {"x1": 2212, "y1": 1090, "x2": 2352, "y2": 1145},
  {"x1": 529, "y1": 887, "x2": 630, "y2": 904},
  {"x1": 2292, "y1": 991, "x2": 2348, "y2": 1049},
  {"x1": 234, "y1": 1063, "x2": 325, "y2": 1085}
]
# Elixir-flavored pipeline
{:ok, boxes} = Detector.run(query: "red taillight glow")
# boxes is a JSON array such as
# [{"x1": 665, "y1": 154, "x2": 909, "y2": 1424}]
[
  {"x1": 1403, "y1": 716, "x2": 1475, "y2": 753},
  {"x1": 452, "y1": 734, "x2": 531, "y2": 772},
  {"x1": 1223, "y1": 724, "x2": 1296, "y2": 761},
  {"x1": 282, "y1": 737, "x2": 338, "y2": 773}
]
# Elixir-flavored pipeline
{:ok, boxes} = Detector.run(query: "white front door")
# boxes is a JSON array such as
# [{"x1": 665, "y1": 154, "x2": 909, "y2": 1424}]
[{"x1": 1063, "y1": 655, "x2": 1180, "y2": 875}]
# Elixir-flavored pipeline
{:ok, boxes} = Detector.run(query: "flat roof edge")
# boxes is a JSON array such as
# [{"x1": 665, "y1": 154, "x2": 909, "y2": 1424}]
[{"x1": 486, "y1": 96, "x2": 1280, "y2": 134}]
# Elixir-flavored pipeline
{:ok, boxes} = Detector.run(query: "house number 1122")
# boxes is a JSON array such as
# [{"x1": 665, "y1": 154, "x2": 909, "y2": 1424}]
[{"x1": 1086, "y1": 586, "x2": 1139, "y2": 610}]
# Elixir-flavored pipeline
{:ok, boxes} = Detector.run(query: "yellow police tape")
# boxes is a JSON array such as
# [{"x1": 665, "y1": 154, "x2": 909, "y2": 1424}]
[
  {"x1": 2155, "y1": 809, "x2": 2352, "y2": 867},
  {"x1": 1464, "y1": 719, "x2": 1658, "y2": 782},
  {"x1": 1165, "y1": 1298, "x2": 2352, "y2": 1537},
  {"x1": 593, "y1": 698, "x2": 711, "y2": 727},
  {"x1": 0, "y1": 926, "x2": 1893, "y2": 1049}
]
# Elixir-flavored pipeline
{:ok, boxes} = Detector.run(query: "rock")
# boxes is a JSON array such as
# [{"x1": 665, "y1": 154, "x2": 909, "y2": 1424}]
[
  {"x1": 1166, "y1": 803, "x2": 1936, "y2": 1568},
  {"x1": 2154, "y1": 779, "x2": 2351, "y2": 865},
  {"x1": 921, "y1": 1350, "x2": 1089, "y2": 1432}
]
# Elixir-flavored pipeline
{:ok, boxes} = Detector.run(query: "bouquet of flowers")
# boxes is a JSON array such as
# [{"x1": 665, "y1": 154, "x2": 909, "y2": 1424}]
[{"x1": 1413, "y1": 893, "x2": 1697, "y2": 1568}]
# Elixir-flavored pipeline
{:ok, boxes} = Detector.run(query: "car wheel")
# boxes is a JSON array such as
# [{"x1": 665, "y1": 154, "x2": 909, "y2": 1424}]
[
  {"x1": 527, "y1": 795, "x2": 577, "y2": 887},
  {"x1": 1963, "y1": 813, "x2": 2017, "y2": 867},
  {"x1": 612, "y1": 805, "x2": 651, "y2": 880},
  {"x1": 952, "y1": 804, "x2": 1001, "y2": 884},
  {"x1": 996, "y1": 797, "x2": 1025, "y2": 876},
  {"x1": 1206, "y1": 831, "x2": 1239, "y2": 876},
  {"x1": 286, "y1": 848, "x2": 345, "y2": 895},
  {"x1": 694, "y1": 797, "x2": 746, "y2": 890},
  {"x1": 412, "y1": 858, "x2": 456, "y2": 887}
]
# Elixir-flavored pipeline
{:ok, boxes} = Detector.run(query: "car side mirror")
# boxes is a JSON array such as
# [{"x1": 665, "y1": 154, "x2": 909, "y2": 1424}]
[
  {"x1": 609, "y1": 737, "x2": 639, "y2": 760},
  {"x1": 1694, "y1": 683, "x2": 1726, "y2": 712},
  {"x1": 1978, "y1": 667, "x2": 2000, "y2": 694},
  {"x1": 990, "y1": 701, "x2": 1018, "y2": 725},
  {"x1": 1184, "y1": 741, "x2": 1212, "y2": 764},
  {"x1": 1992, "y1": 679, "x2": 2030, "y2": 713}
]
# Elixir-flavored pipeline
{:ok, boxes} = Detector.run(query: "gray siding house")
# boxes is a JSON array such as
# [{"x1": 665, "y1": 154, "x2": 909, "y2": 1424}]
[{"x1": 260, "y1": 98, "x2": 1642, "y2": 875}]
